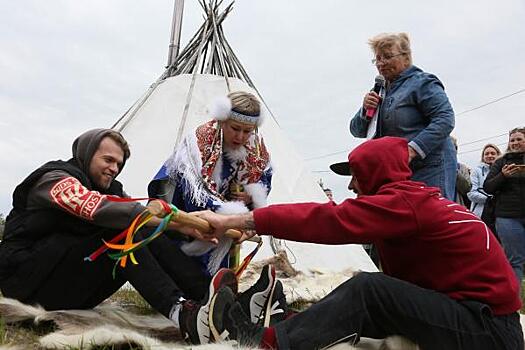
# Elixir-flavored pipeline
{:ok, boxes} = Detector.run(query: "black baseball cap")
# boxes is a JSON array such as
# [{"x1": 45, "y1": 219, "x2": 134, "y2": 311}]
[{"x1": 329, "y1": 161, "x2": 352, "y2": 176}]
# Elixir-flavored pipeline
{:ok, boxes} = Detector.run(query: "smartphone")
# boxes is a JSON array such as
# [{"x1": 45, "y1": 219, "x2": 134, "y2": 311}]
[{"x1": 515, "y1": 164, "x2": 525, "y2": 173}]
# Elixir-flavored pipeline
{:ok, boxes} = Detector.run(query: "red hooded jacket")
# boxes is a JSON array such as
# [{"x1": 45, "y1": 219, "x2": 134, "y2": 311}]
[{"x1": 254, "y1": 137, "x2": 520, "y2": 315}]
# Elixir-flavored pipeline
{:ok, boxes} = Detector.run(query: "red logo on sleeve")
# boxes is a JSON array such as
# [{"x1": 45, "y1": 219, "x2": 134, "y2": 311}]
[{"x1": 50, "y1": 177, "x2": 105, "y2": 220}]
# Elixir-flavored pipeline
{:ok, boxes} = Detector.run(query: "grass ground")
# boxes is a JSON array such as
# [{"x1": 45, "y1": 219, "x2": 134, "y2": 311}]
[
  {"x1": 106, "y1": 288, "x2": 156, "y2": 315},
  {"x1": 0, "y1": 317, "x2": 52, "y2": 349}
]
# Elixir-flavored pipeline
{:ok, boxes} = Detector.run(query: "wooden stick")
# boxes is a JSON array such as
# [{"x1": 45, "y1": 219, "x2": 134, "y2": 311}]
[{"x1": 147, "y1": 201, "x2": 242, "y2": 240}]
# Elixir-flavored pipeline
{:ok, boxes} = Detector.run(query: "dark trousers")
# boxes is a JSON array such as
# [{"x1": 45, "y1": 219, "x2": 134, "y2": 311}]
[
  {"x1": 274, "y1": 272, "x2": 523, "y2": 350},
  {"x1": 24, "y1": 231, "x2": 210, "y2": 318}
]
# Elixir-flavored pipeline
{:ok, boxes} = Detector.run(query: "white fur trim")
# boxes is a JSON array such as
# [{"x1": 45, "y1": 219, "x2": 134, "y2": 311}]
[
  {"x1": 211, "y1": 155, "x2": 224, "y2": 189},
  {"x1": 224, "y1": 145, "x2": 249, "y2": 162},
  {"x1": 180, "y1": 240, "x2": 216, "y2": 257},
  {"x1": 244, "y1": 183, "x2": 268, "y2": 208},
  {"x1": 210, "y1": 96, "x2": 232, "y2": 121},
  {"x1": 209, "y1": 95, "x2": 264, "y2": 126},
  {"x1": 216, "y1": 200, "x2": 249, "y2": 215}
]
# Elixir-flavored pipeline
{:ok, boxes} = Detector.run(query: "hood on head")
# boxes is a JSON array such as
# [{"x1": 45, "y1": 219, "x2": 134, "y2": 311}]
[
  {"x1": 348, "y1": 137, "x2": 412, "y2": 195},
  {"x1": 71, "y1": 128, "x2": 128, "y2": 177}
]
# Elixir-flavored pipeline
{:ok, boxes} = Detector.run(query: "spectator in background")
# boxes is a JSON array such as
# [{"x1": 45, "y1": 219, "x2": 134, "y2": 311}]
[
  {"x1": 318, "y1": 179, "x2": 334, "y2": 201},
  {"x1": 0, "y1": 213, "x2": 5, "y2": 240},
  {"x1": 349, "y1": 32, "x2": 457, "y2": 200},
  {"x1": 468, "y1": 143, "x2": 501, "y2": 218},
  {"x1": 451, "y1": 136, "x2": 472, "y2": 208},
  {"x1": 323, "y1": 188, "x2": 334, "y2": 201},
  {"x1": 484, "y1": 127, "x2": 525, "y2": 288}
]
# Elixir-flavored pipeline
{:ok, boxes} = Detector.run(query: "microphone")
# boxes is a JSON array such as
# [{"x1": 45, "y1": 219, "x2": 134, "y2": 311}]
[{"x1": 365, "y1": 75, "x2": 385, "y2": 118}]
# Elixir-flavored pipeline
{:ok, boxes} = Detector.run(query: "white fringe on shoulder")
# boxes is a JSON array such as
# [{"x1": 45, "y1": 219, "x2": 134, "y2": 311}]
[
  {"x1": 165, "y1": 132, "x2": 220, "y2": 208},
  {"x1": 180, "y1": 200, "x2": 249, "y2": 275},
  {"x1": 202, "y1": 201, "x2": 250, "y2": 274}
]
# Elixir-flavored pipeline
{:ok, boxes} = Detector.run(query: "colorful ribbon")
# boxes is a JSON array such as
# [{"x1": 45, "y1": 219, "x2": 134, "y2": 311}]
[
  {"x1": 85, "y1": 196, "x2": 260, "y2": 279},
  {"x1": 85, "y1": 197, "x2": 171, "y2": 268},
  {"x1": 235, "y1": 239, "x2": 263, "y2": 278}
]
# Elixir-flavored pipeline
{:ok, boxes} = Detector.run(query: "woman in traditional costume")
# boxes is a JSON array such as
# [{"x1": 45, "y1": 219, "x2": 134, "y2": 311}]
[{"x1": 148, "y1": 91, "x2": 272, "y2": 275}]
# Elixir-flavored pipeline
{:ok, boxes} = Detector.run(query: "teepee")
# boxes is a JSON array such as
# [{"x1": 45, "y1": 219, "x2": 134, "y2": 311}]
[{"x1": 112, "y1": 0, "x2": 376, "y2": 273}]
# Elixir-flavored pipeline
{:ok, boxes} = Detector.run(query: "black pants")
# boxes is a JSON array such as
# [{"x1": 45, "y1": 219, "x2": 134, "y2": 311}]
[
  {"x1": 23, "y1": 231, "x2": 210, "y2": 318},
  {"x1": 274, "y1": 272, "x2": 523, "y2": 350}
]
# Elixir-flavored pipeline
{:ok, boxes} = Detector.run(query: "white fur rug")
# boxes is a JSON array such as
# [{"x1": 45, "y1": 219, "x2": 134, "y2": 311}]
[{"x1": 0, "y1": 294, "x2": 417, "y2": 350}]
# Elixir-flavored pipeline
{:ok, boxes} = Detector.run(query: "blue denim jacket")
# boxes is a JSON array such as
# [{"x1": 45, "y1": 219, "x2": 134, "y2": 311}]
[{"x1": 349, "y1": 65, "x2": 457, "y2": 199}]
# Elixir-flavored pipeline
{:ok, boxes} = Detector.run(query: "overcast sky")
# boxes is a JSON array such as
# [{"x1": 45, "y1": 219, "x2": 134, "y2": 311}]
[{"x1": 1, "y1": 0, "x2": 524, "y2": 214}]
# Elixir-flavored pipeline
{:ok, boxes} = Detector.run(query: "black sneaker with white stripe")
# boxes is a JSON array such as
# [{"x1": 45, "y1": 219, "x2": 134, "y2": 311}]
[
  {"x1": 179, "y1": 268, "x2": 237, "y2": 344},
  {"x1": 209, "y1": 287, "x2": 264, "y2": 346},
  {"x1": 238, "y1": 264, "x2": 287, "y2": 326},
  {"x1": 209, "y1": 286, "x2": 237, "y2": 341},
  {"x1": 266, "y1": 280, "x2": 287, "y2": 325}
]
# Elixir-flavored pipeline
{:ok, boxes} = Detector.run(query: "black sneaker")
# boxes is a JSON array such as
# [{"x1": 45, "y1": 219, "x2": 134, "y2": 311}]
[
  {"x1": 238, "y1": 264, "x2": 286, "y2": 326},
  {"x1": 208, "y1": 267, "x2": 238, "y2": 295},
  {"x1": 266, "y1": 280, "x2": 288, "y2": 325},
  {"x1": 209, "y1": 286, "x2": 236, "y2": 342},
  {"x1": 179, "y1": 299, "x2": 210, "y2": 344},
  {"x1": 179, "y1": 268, "x2": 237, "y2": 344},
  {"x1": 209, "y1": 288, "x2": 264, "y2": 346}
]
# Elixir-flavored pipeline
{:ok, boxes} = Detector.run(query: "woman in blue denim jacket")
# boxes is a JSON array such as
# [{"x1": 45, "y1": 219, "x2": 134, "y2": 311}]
[{"x1": 350, "y1": 32, "x2": 457, "y2": 199}]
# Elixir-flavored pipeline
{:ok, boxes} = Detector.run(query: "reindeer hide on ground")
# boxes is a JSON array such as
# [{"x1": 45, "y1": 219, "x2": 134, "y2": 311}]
[{"x1": 0, "y1": 252, "x2": 426, "y2": 349}]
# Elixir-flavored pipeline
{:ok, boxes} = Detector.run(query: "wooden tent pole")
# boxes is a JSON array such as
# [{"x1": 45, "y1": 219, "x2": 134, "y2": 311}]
[{"x1": 167, "y1": 0, "x2": 185, "y2": 70}]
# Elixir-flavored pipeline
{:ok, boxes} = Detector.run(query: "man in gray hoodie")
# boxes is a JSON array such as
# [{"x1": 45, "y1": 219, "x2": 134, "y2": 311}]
[{"x1": 0, "y1": 128, "x2": 239, "y2": 344}]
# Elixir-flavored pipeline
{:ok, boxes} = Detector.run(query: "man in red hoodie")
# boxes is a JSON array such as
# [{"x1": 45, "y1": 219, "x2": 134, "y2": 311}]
[{"x1": 198, "y1": 136, "x2": 523, "y2": 350}]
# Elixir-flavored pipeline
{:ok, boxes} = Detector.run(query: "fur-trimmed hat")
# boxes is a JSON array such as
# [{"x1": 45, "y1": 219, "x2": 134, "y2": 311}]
[{"x1": 210, "y1": 92, "x2": 264, "y2": 126}]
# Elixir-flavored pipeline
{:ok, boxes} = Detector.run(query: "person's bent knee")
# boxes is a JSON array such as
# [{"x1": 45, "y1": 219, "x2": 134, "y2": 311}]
[{"x1": 343, "y1": 272, "x2": 390, "y2": 294}]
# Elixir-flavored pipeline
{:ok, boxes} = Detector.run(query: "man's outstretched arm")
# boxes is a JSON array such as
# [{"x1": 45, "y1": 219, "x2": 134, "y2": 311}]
[{"x1": 198, "y1": 198, "x2": 418, "y2": 245}]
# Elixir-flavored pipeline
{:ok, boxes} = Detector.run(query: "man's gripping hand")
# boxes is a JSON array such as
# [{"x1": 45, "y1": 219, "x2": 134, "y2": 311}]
[
  {"x1": 145, "y1": 200, "x2": 218, "y2": 244},
  {"x1": 194, "y1": 210, "x2": 257, "y2": 242}
]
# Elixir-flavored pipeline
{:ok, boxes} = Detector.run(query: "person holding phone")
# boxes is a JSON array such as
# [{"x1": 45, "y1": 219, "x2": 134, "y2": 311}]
[{"x1": 484, "y1": 127, "x2": 525, "y2": 288}]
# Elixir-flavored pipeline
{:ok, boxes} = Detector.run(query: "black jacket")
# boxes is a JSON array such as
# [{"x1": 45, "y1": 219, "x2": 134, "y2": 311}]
[
  {"x1": 483, "y1": 152, "x2": 525, "y2": 219},
  {"x1": 0, "y1": 160, "x2": 123, "y2": 300}
]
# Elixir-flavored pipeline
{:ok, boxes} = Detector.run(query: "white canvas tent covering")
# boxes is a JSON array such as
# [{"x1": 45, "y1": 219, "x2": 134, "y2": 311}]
[{"x1": 112, "y1": 1, "x2": 377, "y2": 274}]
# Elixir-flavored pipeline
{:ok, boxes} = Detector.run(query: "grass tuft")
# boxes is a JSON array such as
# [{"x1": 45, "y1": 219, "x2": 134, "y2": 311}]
[{"x1": 107, "y1": 287, "x2": 155, "y2": 315}]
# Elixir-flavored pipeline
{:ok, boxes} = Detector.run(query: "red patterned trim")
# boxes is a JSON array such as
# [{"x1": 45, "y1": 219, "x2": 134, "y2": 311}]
[{"x1": 50, "y1": 177, "x2": 105, "y2": 220}]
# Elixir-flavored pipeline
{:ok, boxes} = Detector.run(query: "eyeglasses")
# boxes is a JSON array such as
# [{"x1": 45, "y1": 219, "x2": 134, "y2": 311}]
[{"x1": 371, "y1": 53, "x2": 405, "y2": 65}]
